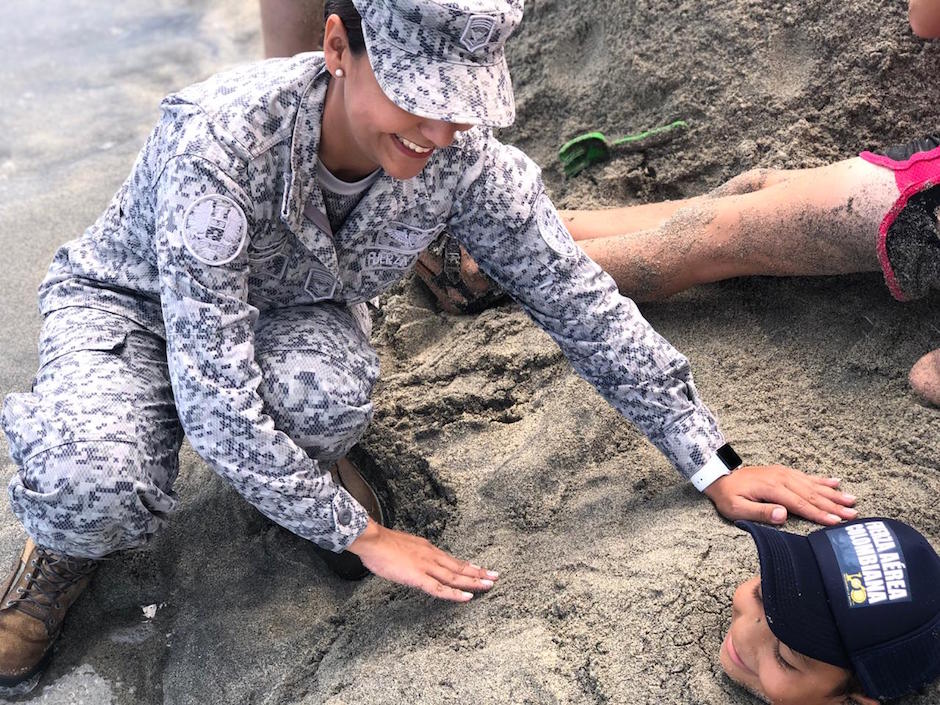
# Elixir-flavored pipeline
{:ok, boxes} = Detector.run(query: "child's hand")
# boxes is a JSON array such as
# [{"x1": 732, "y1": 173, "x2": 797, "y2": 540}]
[
  {"x1": 702, "y1": 465, "x2": 858, "y2": 526},
  {"x1": 348, "y1": 520, "x2": 499, "y2": 602}
]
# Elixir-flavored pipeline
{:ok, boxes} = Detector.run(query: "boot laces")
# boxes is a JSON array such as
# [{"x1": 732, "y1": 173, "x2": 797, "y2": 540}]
[{"x1": 6, "y1": 547, "x2": 96, "y2": 633}]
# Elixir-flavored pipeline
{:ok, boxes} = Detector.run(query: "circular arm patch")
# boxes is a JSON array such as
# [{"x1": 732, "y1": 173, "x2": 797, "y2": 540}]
[
  {"x1": 535, "y1": 191, "x2": 577, "y2": 258},
  {"x1": 181, "y1": 194, "x2": 249, "y2": 266}
]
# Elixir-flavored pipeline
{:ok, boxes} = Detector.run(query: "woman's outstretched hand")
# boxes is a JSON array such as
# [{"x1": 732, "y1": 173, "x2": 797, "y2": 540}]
[
  {"x1": 347, "y1": 520, "x2": 499, "y2": 602},
  {"x1": 703, "y1": 465, "x2": 859, "y2": 526}
]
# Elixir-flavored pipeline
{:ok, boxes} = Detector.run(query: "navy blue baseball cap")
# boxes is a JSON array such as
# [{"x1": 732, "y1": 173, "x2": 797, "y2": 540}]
[{"x1": 737, "y1": 518, "x2": 940, "y2": 700}]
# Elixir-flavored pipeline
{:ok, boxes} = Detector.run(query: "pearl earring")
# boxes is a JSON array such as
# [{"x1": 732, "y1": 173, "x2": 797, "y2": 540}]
[{"x1": 334, "y1": 68, "x2": 344, "y2": 78}]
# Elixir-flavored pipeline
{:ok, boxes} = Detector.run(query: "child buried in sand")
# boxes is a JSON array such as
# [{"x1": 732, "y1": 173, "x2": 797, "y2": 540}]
[
  {"x1": 416, "y1": 139, "x2": 940, "y2": 407},
  {"x1": 724, "y1": 517, "x2": 940, "y2": 705}
]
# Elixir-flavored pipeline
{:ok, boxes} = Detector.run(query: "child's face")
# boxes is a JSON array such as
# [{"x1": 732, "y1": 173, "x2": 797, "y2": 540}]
[
  {"x1": 334, "y1": 50, "x2": 472, "y2": 181},
  {"x1": 719, "y1": 577, "x2": 858, "y2": 705}
]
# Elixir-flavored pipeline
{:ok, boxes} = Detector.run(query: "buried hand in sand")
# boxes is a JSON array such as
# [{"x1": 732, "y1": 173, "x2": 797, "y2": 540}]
[
  {"x1": 720, "y1": 517, "x2": 940, "y2": 705},
  {"x1": 418, "y1": 146, "x2": 940, "y2": 408}
]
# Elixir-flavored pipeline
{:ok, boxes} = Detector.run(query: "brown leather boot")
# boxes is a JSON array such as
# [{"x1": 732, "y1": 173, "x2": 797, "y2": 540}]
[{"x1": 0, "y1": 539, "x2": 97, "y2": 695}]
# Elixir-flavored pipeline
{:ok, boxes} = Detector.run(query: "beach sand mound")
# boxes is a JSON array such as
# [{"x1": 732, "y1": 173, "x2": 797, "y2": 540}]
[{"x1": 0, "y1": 0, "x2": 937, "y2": 703}]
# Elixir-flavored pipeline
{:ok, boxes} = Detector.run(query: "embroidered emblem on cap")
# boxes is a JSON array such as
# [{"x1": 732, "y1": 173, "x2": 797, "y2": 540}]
[
  {"x1": 460, "y1": 14, "x2": 497, "y2": 53},
  {"x1": 182, "y1": 194, "x2": 248, "y2": 266},
  {"x1": 535, "y1": 192, "x2": 577, "y2": 258},
  {"x1": 827, "y1": 521, "x2": 912, "y2": 608}
]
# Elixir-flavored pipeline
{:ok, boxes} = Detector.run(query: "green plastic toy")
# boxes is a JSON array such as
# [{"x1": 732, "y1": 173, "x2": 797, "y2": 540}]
[{"x1": 558, "y1": 119, "x2": 689, "y2": 177}]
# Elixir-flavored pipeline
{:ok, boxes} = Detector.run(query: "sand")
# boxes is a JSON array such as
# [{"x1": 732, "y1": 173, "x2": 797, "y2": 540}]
[{"x1": 0, "y1": 0, "x2": 937, "y2": 703}]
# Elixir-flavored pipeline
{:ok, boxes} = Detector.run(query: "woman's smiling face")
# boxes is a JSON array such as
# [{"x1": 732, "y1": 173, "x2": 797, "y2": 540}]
[
  {"x1": 719, "y1": 577, "x2": 874, "y2": 705},
  {"x1": 320, "y1": 14, "x2": 472, "y2": 181}
]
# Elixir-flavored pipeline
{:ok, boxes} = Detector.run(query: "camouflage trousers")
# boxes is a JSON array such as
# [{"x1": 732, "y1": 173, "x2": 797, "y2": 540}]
[{"x1": 1, "y1": 302, "x2": 378, "y2": 559}]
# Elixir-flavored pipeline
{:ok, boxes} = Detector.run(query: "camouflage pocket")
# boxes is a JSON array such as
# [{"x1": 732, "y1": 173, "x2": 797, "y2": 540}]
[{"x1": 37, "y1": 307, "x2": 130, "y2": 371}]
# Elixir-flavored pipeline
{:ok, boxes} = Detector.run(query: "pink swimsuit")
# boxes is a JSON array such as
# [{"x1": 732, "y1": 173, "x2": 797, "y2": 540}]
[{"x1": 860, "y1": 142, "x2": 940, "y2": 300}]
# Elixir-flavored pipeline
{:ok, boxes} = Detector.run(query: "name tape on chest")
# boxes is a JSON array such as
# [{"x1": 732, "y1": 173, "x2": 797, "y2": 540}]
[
  {"x1": 182, "y1": 194, "x2": 248, "y2": 266},
  {"x1": 365, "y1": 247, "x2": 414, "y2": 271},
  {"x1": 535, "y1": 192, "x2": 577, "y2": 258},
  {"x1": 827, "y1": 521, "x2": 911, "y2": 608}
]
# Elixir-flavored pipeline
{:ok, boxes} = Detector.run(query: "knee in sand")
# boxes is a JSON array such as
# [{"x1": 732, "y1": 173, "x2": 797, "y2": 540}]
[{"x1": 707, "y1": 168, "x2": 787, "y2": 198}]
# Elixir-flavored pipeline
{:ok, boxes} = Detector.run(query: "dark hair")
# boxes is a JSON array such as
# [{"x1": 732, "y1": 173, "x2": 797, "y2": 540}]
[{"x1": 324, "y1": 0, "x2": 366, "y2": 54}]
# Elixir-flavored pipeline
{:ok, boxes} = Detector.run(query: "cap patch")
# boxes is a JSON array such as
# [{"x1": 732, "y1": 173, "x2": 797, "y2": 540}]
[
  {"x1": 535, "y1": 192, "x2": 577, "y2": 258},
  {"x1": 182, "y1": 194, "x2": 248, "y2": 266},
  {"x1": 827, "y1": 521, "x2": 912, "y2": 608},
  {"x1": 460, "y1": 15, "x2": 497, "y2": 53}
]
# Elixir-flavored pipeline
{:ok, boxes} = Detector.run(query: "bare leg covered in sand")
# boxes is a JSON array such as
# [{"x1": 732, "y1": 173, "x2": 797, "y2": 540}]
[
  {"x1": 416, "y1": 158, "x2": 939, "y2": 406},
  {"x1": 426, "y1": 162, "x2": 888, "y2": 304},
  {"x1": 909, "y1": 349, "x2": 940, "y2": 405},
  {"x1": 563, "y1": 159, "x2": 892, "y2": 301},
  {"x1": 563, "y1": 159, "x2": 939, "y2": 406}
]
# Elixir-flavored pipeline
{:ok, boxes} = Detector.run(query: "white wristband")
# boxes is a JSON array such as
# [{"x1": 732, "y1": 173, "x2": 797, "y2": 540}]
[{"x1": 690, "y1": 452, "x2": 733, "y2": 492}]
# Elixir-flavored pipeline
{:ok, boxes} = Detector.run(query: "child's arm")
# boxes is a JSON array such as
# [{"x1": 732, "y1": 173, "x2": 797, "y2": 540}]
[
  {"x1": 259, "y1": 0, "x2": 324, "y2": 57},
  {"x1": 909, "y1": 0, "x2": 940, "y2": 37}
]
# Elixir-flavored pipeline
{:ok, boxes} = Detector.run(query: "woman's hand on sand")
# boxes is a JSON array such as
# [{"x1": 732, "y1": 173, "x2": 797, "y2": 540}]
[
  {"x1": 702, "y1": 465, "x2": 858, "y2": 526},
  {"x1": 348, "y1": 520, "x2": 499, "y2": 602}
]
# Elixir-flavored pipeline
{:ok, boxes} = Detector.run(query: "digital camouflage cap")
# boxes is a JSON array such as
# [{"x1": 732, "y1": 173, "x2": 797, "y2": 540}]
[{"x1": 352, "y1": 0, "x2": 523, "y2": 127}]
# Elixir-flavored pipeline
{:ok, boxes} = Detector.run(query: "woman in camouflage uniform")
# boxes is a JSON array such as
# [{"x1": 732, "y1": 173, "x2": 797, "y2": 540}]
[{"x1": 0, "y1": 0, "x2": 857, "y2": 693}]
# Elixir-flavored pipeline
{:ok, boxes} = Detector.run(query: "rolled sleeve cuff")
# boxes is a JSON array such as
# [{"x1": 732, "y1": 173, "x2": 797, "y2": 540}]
[
  {"x1": 657, "y1": 409, "x2": 726, "y2": 481},
  {"x1": 327, "y1": 487, "x2": 370, "y2": 553},
  {"x1": 245, "y1": 469, "x2": 371, "y2": 553}
]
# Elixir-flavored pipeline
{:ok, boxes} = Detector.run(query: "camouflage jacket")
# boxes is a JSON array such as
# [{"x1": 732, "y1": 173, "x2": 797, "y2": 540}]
[{"x1": 37, "y1": 54, "x2": 725, "y2": 550}]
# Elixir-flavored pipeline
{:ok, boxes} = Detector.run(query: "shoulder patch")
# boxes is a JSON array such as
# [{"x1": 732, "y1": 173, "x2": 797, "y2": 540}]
[
  {"x1": 182, "y1": 194, "x2": 248, "y2": 266},
  {"x1": 535, "y1": 191, "x2": 577, "y2": 258}
]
